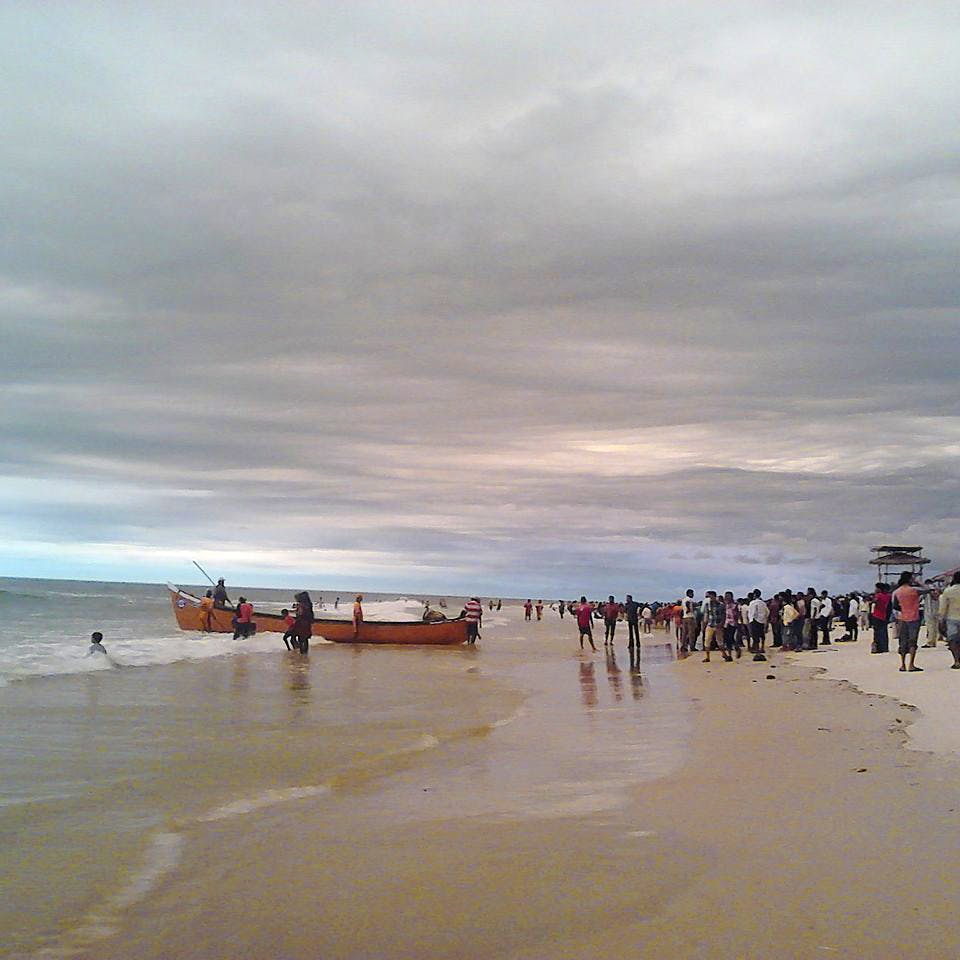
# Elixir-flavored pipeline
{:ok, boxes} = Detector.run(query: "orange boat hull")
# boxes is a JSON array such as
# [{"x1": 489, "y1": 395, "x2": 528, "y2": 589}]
[{"x1": 167, "y1": 586, "x2": 468, "y2": 645}]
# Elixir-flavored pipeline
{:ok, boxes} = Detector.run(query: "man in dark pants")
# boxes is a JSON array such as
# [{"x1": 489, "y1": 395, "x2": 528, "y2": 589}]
[
  {"x1": 602, "y1": 595, "x2": 619, "y2": 646},
  {"x1": 818, "y1": 591, "x2": 834, "y2": 645},
  {"x1": 624, "y1": 594, "x2": 640, "y2": 652}
]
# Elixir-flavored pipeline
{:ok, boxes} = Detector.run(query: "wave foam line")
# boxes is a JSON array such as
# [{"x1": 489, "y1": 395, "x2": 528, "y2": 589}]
[
  {"x1": 32, "y1": 831, "x2": 184, "y2": 959},
  {"x1": 197, "y1": 784, "x2": 332, "y2": 823}
]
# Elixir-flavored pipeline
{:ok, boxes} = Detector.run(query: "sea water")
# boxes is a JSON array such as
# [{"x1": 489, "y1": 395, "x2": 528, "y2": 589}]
[{"x1": 0, "y1": 579, "x2": 692, "y2": 959}]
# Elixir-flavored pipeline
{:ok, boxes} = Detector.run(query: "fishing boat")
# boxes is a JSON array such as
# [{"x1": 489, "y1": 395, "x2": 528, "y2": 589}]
[{"x1": 166, "y1": 584, "x2": 468, "y2": 645}]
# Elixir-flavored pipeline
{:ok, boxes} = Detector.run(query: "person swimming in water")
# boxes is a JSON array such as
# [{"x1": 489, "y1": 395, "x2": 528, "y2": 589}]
[{"x1": 86, "y1": 631, "x2": 116, "y2": 665}]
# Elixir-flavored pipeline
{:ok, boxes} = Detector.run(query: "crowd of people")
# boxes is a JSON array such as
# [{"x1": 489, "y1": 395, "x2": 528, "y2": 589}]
[{"x1": 557, "y1": 571, "x2": 960, "y2": 673}]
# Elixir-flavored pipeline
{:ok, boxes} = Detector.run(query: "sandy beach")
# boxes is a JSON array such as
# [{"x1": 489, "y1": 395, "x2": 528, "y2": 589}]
[{"x1": 38, "y1": 610, "x2": 957, "y2": 960}]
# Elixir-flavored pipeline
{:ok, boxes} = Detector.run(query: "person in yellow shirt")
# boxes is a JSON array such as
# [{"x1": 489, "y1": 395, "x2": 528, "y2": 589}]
[
  {"x1": 199, "y1": 590, "x2": 215, "y2": 632},
  {"x1": 352, "y1": 595, "x2": 364, "y2": 639},
  {"x1": 938, "y1": 571, "x2": 960, "y2": 669}
]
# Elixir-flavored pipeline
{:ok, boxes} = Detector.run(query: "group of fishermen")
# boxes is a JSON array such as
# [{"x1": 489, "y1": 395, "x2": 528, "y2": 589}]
[{"x1": 197, "y1": 578, "x2": 364, "y2": 654}]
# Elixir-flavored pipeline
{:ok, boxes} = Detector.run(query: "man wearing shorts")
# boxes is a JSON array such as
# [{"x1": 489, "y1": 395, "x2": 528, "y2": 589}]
[
  {"x1": 893, "y1": 571, "x2": 930, "y2": 672},
  {"x1": 576, "y1": 596, "x2": 597, "y2": 651},
  {"x1": 938, "y1": 571, "x2": 960, "y2": 669}
]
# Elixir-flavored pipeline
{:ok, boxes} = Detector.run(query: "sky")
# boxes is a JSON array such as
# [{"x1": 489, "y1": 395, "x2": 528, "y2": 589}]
[{"x1": 2, "y1": 1, "x2": 959, "y2": 598}]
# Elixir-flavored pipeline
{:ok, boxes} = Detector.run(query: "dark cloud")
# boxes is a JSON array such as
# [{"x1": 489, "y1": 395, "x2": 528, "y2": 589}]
[{"x1": 1, "y1": 2, "x2": 959, "y2": 594}]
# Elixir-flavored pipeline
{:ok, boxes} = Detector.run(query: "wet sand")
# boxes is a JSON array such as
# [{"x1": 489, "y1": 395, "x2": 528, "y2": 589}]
[
  {"x1": 69, "y1": 625, "x2": 960, "y2": 960},
  {"x1": 509, "y1": 648, "x2": 960, "y2": 959}
]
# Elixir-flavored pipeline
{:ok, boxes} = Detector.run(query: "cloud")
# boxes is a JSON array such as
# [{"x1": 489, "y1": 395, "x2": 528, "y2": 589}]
[{"x1": 1, "y1": 1, "x2": 959, "y2": 594}]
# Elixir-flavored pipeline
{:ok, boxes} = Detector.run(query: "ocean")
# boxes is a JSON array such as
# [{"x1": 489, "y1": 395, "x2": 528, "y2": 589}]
[{"x1": 0, "y1": 578, "x2": 692, "y2": 959}]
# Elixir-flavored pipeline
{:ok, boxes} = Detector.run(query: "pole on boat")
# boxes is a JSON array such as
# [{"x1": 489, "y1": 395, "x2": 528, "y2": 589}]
[{"x1": 193, "y1": 560, "x2": 216, "y2": 586}]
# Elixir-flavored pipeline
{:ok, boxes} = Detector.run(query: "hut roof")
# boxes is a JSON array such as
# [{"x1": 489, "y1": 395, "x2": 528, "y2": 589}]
[
  {"x1": 870, "y1": 545, "x2": 923, "y2": 554},
  {"x1": 869, "y1": 551, "x2": 930, "y2": 566}
]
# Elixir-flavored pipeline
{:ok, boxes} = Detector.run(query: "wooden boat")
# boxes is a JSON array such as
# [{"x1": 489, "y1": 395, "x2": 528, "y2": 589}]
[{"x1": 167, "y1": 584, "x2": 468, "y2": 645}]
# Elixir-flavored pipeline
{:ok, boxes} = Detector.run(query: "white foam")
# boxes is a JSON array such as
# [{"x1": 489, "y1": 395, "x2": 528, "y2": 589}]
[
  {"x1": 33, "y1": 831, "x2": 184, "y2": 959},
  {"x1": 197, "y1": 784, "x2": 332, "y2": 823},
  {"x1": 0, "y1": 596, "x2": 451, "y2": 685}
]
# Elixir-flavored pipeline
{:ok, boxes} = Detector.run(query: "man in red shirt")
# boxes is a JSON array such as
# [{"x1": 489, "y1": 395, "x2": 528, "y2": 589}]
[
  {"x1": 576, "y1": 596, "x2": 597, "y2": 651},
  {"x1": 233, "y1": 596, "x2": 254, "y2": 639},
  {"x1": 602, "y1": 595, "x2": 619, "y2": 646}
]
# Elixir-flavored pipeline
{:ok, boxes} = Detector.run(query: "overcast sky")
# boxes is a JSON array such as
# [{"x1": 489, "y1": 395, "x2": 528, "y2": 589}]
[{"x1": 2, "y1": 2, "x2": 959, "y2": 597}]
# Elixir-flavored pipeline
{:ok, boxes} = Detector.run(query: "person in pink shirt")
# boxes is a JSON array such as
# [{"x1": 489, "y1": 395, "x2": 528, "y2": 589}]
[
  {"x1": 892, "y1": 571, "x2": 932, "y2": 672},
  {"x1": 576, "y1": 596, "x2": 597, "y2": 651},
  {"x1": 523, "y1": 599, "x2": 533, "y2": 621}
]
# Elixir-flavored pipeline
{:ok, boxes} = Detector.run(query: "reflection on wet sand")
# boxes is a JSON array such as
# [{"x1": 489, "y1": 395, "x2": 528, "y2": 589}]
[
  {"x1": 578, "y1": 660, "x2": 598, "y2": 708},
  {"x1": 629, "y1": 651, "x2": 644, "y2": 701},
  {"x1": 605, "y1": 648, "x2": 623, "y2": 702}
]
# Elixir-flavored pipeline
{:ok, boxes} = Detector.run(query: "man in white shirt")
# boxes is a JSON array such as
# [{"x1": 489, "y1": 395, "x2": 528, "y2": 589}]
[
  {"x1": 747, "y1": 590, "x2": 769, "y2": 654},
  {"x1": 802, "y1": 590, "x2": 820, "y2": 650},
  {"x1": 846, "y1": 595, "x2": 860, "y2": 641},
  {"x1": 818, "y1": 591, "x2": 834, "y2": 645},
  {"x1": 680, "y1": 589, "x2": 698, "y2": 653}
]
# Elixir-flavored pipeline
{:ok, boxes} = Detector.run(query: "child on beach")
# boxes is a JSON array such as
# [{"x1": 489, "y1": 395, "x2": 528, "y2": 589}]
[
  {"x1": 86, "y1": 631, "x2": 115, "y2": 665},
  {"x1": 87, "y1": 631, "x2": 107, "y2": 656},
  {"x1": 535, "y1": 600, "x2": 544, "y2": 620},
  {"x1": 281, "y1": 608, "x2": 297, "y2": 650}
]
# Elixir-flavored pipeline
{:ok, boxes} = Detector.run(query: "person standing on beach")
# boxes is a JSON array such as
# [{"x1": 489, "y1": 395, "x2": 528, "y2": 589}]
[
  {"x1": 818, "y1": 591, "x2": 834, "y2": 645},
  {"x1": 922, "y1": 582, "x2": 940, "y2": 647},
  {"x1": 701, "y1": 591, "x2": 725, "y2": 662},
  {"x1": 846, "y1": 594, "x2": 860, "y2": 641},
  {"x1": 671, "y1": 602, "x2": 684, "y2": 643},
  {"x1": 938, "y1": 571, "x2": 960, "y2": 669},
  {"x1": 524, "y1": 599, "x2": 533, "y2": 621},
  {"x1": 641, "y1": 605, "x2": 653, "y2": 634},
  {"x1": 680, "y1": 590, "x2": 697, "y2": 653},
  {"x1": 723, "y1": 591, "x2": 741, "y2": 659},
  {"x1": 535, "y1": 600, "x2": 544, "y2": 621},
  {"x1": 624, "y1": 594, "x2": 640, "y2": 651},
  {"x1": 576, "y1": 596, "x2": 597, "y2": 651},
  {"x1": 293, "y1": 591, "x2": 314, "y2": 654},
  {"x1": 893, "y1": 572, "x2": 929, "y2": 672},
  {"x1": 768, "y1": 593, "x2": 783, "y2": 647},
  {"x1": 781, "y1": 592, "x2": 800, "y2": 651},
  {"x1": 557, "y1": 600, "x2": 565, "y2": 619},
  {"x1": 602, "y1": 595, "x2": 619, "y2": 646},
  {"x1": 870, "y1": 583, "x2": 892, "y2": 653},
  {"x1": 352, "y1": 595, "x2": 364, "y2": 639},
  {"x1": 747, "y1": 590, "x2": 769, "y2": 654},
  {"x1": 463, "y1": 596, "x2": 482, "y2": 644}
]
